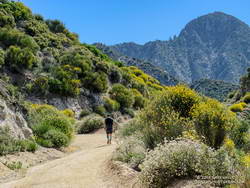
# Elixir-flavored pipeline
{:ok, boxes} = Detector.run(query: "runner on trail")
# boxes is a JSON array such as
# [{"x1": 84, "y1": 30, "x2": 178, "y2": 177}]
[{"x1": 104, "y1": 116, "x2": 117, "y2": 144}]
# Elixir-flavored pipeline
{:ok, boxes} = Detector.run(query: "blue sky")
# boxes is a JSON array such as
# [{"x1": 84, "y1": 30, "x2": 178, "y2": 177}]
[{"x1": 21, "y1": 0, "x2": 250, "y2": 45}]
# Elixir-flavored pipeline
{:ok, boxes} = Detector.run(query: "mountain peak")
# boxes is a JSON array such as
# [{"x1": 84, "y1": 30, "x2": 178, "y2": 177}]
[
  {"x1": 110, "y1": 12, "x2": 250, "y2": 84},
  {"x1": 179, "y1": 12, "x2": 249, "y2": 49}
]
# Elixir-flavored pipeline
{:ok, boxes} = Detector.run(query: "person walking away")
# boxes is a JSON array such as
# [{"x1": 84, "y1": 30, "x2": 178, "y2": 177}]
[{"x1": 104, "y1": 116, "x2": 115, "y2": 144}]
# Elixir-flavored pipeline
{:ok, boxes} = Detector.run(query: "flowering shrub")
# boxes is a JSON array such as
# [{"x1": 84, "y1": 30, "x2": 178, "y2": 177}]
[
  {"x1": 191, "y1": 99, "x2": 237, "y2": 149},
  {"x1": 61, "y1": 109, "x2": 75, "y2": 118},
  {"x1": 165, "y1": 85, "x2": 201, "y2": 118},
  {"x1": 136, "y1": 86, "x2": 199, "y2": 148},
  {"x1": 140, "y1": 139, "x2": 242, "y2": 188},
  {"x1": 229, "y1": 103, "x2": 246, "y2": 112},
  {"x1": 114, "y1": 135, "x2": 146, "y2": 170},
  {"x1": 28, "y1": 104, "x2": 75, "y2": 148}
]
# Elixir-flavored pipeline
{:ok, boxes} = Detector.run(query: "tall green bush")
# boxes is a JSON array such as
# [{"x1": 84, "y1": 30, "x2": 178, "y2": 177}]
[
  {"x1": 83, "y1": 72, "x2": 108, "y2": 93},
  {"x1": 0, "y1": 9, "x2": 15, "y2": 27},
  {"x1": 5, "y1": 46, "x2": 38, "y2": 70},
  {"x1": 110, "y1": 84, "x2": 134, "y2": 108},
  {"x1": 46, "y1": 19, "x2": 67, "y2": 34},
  {"x1": 104, "y1": 97, "x2": 120, "y2": 112},
  {"x1": 230, "y1": 120, "x2": 250, "y2": 152},
  {"x1": 0, "y1": 28, "x2": 39, "y2": 52}
]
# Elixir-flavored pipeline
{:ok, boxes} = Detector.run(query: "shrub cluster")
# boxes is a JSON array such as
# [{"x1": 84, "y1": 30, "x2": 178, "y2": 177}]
[
  {"x1": 114, "y1": 85, "x2": 250, "y2": 186},
  {"x1": 140, "y1": 139, "x2": 242, "y2": 188},
  {"x1": 94, "y1": 105, "x2": 106, "y2": 116},
  {"x1": 104, "y1": 97, "x2": 120, "y2": 112},
  {"x1": 137, "y1": 85, "x2": 199, "y2": 148},
  {"x1": 0, "y1": 28, "x2": 39, "y2": 51},
  {"x1": 110, "y1": 84, "x2": 134, "y2": 109},
  {"x1": 132, "y1": 89, "x2": 146, "y2": 109},
  {"x1": 28, "y1": 104, "x2": 75, "y2": 148},
  {"x1": 83, "y1": 72, "x2": 108, "y2": 93},
  {"x1": 114, "y1": 135, "x2": 146, "y2": 170},
  {"x1": 5, "y1": 45, "x2": 38, "y2": 71},
  {"x1": 230, "y1": 120, "x2": 250, "y2": 152},
  {"x1": 0, "y1": 127, "x2": 37, "y2": 155},
  {"x1": 77, "y1": 115, "x2": 104, "y2": 134},
  {"x1": 79, "y1": 109, "x2": 91, "y2": 118}
]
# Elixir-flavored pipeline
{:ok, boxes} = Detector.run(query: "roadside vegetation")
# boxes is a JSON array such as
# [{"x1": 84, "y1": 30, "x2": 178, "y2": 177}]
[{"x1": 115, "y1": 84, "x2": 250, "y2": 187}]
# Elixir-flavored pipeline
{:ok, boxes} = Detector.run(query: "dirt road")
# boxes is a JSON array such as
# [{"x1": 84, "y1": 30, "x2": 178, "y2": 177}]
[{"x1": 0, "y1": 130, "x2": 117, "y2": 188}]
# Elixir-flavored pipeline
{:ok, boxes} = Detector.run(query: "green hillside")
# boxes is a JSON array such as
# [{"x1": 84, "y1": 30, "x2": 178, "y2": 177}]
[
  {"x1": 0, "y1": 0, "x2": 164, "y2": 113},
  {"x1": 191, "y1": 79, "x2": 239, "y2": 101}
]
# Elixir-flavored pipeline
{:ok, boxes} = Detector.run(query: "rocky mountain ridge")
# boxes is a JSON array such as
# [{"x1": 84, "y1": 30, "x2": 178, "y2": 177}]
[
  {"x1": 94, "y1": 43, "x2": 179, "y2": 86},
  {"x1": 109, "y1": 12, "x2": 250, "y2": 84}
]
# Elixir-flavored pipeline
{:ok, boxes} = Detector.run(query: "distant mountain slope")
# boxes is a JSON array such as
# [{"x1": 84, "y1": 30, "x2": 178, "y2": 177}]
[
  {"x1": 94, "y1": 43, "x2": 179, "y2": 86},
  {"x1": 110, "y1": 12, "x2": 250, "y2": 84},
  {"x1": 190, "y1": 79, "x2": 239, "y2": 101}
]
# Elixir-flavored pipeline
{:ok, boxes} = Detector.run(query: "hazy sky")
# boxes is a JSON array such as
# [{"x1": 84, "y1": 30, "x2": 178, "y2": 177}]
[{"x1": 21, "y1": 0, "x2": 250, "y2": 45}]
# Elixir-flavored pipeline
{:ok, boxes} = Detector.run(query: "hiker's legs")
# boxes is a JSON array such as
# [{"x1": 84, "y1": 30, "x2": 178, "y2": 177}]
[
  {"x1": 109, "y1": 133, "x2": 112, "y2": 144},
  {"x1": 106, "y1": 133, "x2": 109, "y2": 144}
]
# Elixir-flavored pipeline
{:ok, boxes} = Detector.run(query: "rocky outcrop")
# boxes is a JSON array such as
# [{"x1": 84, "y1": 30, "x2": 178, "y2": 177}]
[
  {"x1": 0, "y1": 80, "x2": 32, "y2": 139},
  {"x1": 0, "y1": 98, "x2": 32, "y2": 139},
  {"x1": 27, "y1": 90, "x2": 104, "y2": 117}
]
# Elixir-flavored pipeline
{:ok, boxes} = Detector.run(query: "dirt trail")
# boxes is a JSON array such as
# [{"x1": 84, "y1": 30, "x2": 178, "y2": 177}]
[{"x1": 0, "y1": 130, "x2": 118, "y2": 188}]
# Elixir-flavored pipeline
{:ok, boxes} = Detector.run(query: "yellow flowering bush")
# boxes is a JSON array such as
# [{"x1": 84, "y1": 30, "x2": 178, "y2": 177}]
[
  {"x1": 229, "y1": 103, "x2": 246, "y2": 112},
  {"x1": 191, "y1": 99, "x2": 237, "y2": 149},
  {"x1": 242, "y1": 154, "x2": 250, "y2": 168},
  {"x1": 165, "y1": 85, "x2": 201, "y2": 118},
  {"x1": 61, "y1": 109, "x2": 75, "y2": 118},
  {"x1": 134, "y1": 85, "x2": 202, "y2": 148},
  {"x1": 28, "y1": 104, "x2": 75, "y2": 148},
  {"x1": 224, "y1": 138, "x2": 235, "y2": 154}
]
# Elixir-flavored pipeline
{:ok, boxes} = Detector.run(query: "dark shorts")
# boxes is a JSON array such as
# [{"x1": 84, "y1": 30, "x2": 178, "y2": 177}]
[{"x1": 106, "y1": 129, "x2": 113, "y2": 134}]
